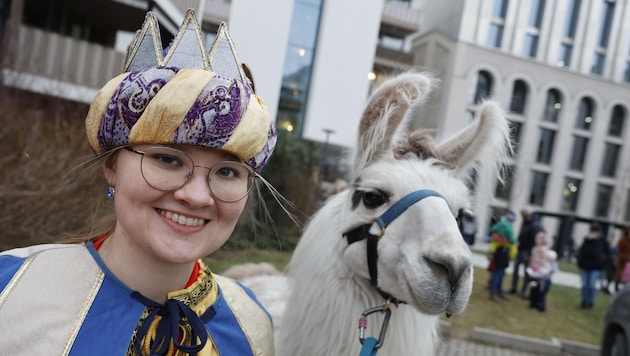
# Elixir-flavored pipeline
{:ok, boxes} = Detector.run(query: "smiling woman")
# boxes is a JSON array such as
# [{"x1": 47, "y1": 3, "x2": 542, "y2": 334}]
[{"x1": 0, "y1": 9, "x2": 277, "y2": 356}]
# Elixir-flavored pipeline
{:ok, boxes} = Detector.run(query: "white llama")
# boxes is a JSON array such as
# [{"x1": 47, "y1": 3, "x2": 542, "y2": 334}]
[{"x1": 233, "y1": 71, "x2": 512, "y2": 355}]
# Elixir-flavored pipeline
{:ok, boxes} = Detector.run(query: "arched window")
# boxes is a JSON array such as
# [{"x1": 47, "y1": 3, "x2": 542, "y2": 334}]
[
  {"x1": 543, "y1": 89, "x2": 562, "y2": 123},
  {"x1": 473, "y1": 71, "x2": 493, "y2": 104},
  {"x1": 509, "y1": 80, "x2": 528, "y2": 114},
  {"x1": 609, "y1": 105, "x2": 626, "y2": 137},
  {"x1": 575, "y1": 97, "x2": 595, "y2": 130}
]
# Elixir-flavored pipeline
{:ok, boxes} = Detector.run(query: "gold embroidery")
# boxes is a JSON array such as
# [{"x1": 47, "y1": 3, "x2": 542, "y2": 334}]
[
  {"x1": 0, "y1": 254, "x2": 37, "y2": 309},
  {"x1": 62, "y1": 271, "x2": 105, "y2": 355},
  {"x1": 127, "y1": 260, "x2": 217, "y2": 355}
]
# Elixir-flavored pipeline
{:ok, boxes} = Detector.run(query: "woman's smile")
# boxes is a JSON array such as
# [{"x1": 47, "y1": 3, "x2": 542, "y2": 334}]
[{"x1": 158, "y1": 208, "x2": 208, "y2": 227}]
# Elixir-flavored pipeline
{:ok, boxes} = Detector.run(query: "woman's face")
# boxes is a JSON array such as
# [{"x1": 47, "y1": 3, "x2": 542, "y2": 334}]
[{"x1": 104, "y1": 145, "x2": 249, "y2": 265}]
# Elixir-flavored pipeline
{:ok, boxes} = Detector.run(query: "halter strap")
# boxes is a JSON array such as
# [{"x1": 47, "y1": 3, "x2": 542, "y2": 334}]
[{"x1": 343, "y1": 189, "x2": 449, "y2": 303}]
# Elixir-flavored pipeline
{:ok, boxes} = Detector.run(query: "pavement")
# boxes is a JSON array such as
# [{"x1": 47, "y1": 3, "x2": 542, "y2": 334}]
[{"x1": 433, "y1": 241, "x2": 601, "y2": 355}]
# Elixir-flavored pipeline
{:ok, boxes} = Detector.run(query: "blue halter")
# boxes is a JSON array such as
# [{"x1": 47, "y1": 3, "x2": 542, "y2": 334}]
[{"x1": 343, "y1": 189, "x2": 450, "y2": 302}]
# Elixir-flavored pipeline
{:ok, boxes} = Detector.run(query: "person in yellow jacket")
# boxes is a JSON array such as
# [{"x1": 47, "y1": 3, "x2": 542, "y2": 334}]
[{"x1": 487, "y1": 211, "x2": 518, "y2": 302}]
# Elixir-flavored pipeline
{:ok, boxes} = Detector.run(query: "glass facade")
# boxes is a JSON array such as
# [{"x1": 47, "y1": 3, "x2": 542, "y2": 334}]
[{"x1": 276, "y1": 0, "x2": 324, "y2": 136}]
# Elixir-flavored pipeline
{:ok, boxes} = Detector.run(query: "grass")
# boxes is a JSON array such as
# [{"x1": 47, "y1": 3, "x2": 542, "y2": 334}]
[
  {"x1": 445, "y1": 267, "x2": 610, "y2": 345},
  {"x1": 205, "y1": 248, "x2": 610, "y2": 346}
]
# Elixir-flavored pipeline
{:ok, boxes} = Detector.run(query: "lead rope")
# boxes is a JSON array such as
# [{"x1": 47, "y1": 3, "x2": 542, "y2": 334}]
[{"x1": 358, "y1": 300, "x2": 393, "y2": 355}]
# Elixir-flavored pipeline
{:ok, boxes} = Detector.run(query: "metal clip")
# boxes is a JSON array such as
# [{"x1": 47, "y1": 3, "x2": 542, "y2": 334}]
[{"x1": 358, "y1": 305, "x2": 392, "y2": 350}]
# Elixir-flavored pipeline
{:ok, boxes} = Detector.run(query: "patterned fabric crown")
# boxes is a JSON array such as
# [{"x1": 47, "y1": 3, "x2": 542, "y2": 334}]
[{"x1": 85, "y1": 9, "x2": 276, "y2": 171}]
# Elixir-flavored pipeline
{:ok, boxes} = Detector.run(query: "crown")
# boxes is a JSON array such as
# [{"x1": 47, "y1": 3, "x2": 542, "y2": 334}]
[{"x1": 123, "y1": 9, "x2": 248, "y2": 86}]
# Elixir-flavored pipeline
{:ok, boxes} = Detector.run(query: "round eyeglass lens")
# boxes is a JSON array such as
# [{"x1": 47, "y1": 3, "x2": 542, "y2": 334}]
[{"x1": 139, "y1": 147, "x2": 255, "y2": 202}]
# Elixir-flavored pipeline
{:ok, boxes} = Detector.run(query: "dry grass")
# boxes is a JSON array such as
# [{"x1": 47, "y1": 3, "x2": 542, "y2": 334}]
[{"x1": 0, "y1": 86, "x2": 107, "y2": 251}]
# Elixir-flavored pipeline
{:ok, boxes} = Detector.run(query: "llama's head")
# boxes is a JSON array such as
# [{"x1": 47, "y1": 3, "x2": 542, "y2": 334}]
[{"x1": 341, "y1": 71, "x2": 511, "y2": 316}]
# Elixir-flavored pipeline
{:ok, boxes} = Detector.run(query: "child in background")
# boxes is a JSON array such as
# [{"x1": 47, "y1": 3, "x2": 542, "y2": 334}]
[{"x1": 527, "y1": 230, "x2": 557, "y2": 311}]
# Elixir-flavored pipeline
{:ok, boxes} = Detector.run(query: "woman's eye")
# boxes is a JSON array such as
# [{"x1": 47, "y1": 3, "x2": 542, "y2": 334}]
[
  {"x1": 152, "y1": 154, "x2": 183, "y2": 167},
  {"x1": 216, "y1": 166, "x2": 239, "y2": 179},
  {"x1": 362, "y1": 190, "x2": 388, "y2": 208}
]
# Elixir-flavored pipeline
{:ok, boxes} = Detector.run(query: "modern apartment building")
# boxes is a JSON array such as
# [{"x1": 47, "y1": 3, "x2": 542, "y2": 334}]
[{"x1": 3, "y1": 0, "x2": 628, "y2": 246}]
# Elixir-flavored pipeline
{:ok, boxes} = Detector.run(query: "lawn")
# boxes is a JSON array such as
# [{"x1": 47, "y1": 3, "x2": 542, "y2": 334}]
[{"x1": 205, "y1": 248, "x2": 609, "y2": 346}]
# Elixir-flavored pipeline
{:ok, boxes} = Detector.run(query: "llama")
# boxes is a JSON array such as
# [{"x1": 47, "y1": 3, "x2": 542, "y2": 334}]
[{"x1": 233, "y1": 70, "x2": 511, "y2": 355}]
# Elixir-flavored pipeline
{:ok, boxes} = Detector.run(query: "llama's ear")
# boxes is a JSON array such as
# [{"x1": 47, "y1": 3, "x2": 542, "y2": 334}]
[
  {"x1": 436, "y1": 100, "x2": 512, "y2": 176},
  {"x1": 354, "y1": 72, "x2": 435, "y2": 172}
]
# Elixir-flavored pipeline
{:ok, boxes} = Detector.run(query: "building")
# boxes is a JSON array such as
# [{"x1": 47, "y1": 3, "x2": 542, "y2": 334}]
[
  {"x1": 3, "y1": 0, "x2": 629, "y2": 245},
  {"x1": 411, "y1": 0, "x2": 630, "y2": 247}
]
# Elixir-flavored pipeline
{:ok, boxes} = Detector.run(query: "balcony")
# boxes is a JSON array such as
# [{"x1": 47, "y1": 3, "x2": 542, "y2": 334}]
[
  {"x1": 381, "y1": 1, "x2": 421, "y2": 35},
  {"x1": 374, "y1": 44, "x2": 414, "y2": 70},
  {"x1": 2, "y1": 24, "x2": 124, "y2": 103}
]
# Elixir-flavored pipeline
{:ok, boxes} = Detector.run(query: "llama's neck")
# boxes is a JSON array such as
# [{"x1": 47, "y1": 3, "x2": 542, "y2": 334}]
[{"x1": 276, "y1": 192, "x2": 439, "y2": 356}]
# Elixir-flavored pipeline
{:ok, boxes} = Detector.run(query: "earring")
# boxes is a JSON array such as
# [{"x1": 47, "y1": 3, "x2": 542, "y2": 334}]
[{"x1": 106, "y1": 186, "x2": 115, "y2": 199}]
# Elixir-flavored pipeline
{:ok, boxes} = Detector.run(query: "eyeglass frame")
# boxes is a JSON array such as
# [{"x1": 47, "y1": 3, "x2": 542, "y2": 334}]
[{"x1": 123, "y1": 145, "x2": 257, "y2": 202}]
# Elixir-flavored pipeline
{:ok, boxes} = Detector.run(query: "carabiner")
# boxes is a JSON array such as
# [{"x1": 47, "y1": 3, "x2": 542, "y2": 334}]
[{"x1": 358, "y1": 305, "x2": 392, "y2": 350}]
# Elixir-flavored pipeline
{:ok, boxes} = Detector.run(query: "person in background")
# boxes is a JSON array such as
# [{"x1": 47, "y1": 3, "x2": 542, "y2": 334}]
[
  {"x1": 577, "y1": 222, "x2": 610, "y2": 309},
  {"x1": 458, "y1": 208, "x2": 478, "y2": 246},
  {"x1": 487, "y1": 211, "x2": 517, "y2": 302},
  {"x1": 615, "y1": 226, "x2": 630, "y2": 291},
  {"x1": 509, "y1": 209, "x2": 541, "y2": 299},
  {"x1": 526, "y1": 230, "x2": 557, "y2": 312},
  {"x1": 0, "y1": 10, "x2": 277, "y2": 355}
]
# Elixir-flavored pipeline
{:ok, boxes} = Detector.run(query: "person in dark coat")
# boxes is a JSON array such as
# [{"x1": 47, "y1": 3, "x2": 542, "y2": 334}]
[
  {"x1": 577, "y1": 223, "x2": 610, "y2": 309},
  {"x1": 509, "y1": 209, "x2": 541, "y2": 298}
]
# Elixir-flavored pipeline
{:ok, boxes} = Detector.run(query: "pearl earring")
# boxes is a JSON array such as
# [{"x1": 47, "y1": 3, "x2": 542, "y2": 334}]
[{"x1": 106, "y1": 186, "x2": 115, "y2": 198}]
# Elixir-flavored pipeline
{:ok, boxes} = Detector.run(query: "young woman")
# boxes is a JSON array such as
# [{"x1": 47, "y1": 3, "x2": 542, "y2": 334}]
[{"x1": 0, "y1": 10, "x2": 276, "y2": 355}]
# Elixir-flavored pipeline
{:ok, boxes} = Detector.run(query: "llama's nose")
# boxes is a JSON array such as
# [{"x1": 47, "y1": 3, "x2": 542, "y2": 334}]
[{"x1": 424, "y1": 254, "x2": 471, "y2": 288}]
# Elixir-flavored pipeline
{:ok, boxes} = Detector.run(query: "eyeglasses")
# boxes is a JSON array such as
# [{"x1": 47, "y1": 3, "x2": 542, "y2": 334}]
[{"x1": 125, "y1": 146, "x2": 256, "y2": 202}]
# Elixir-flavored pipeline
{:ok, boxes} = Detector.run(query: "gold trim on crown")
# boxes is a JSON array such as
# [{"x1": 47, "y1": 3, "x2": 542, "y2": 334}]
[{"x1": 123, "y1": 9, "x2": 247, "y2": 85}]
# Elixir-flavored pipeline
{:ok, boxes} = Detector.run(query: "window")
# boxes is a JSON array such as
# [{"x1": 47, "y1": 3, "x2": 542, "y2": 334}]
[
  {"x1": 523, "y1": 34, "x2": 539, "y2": 58},
  {"x1": 608, "y1": 105, "x2": 626, "y2": 137},
  {"x1": 625, "y1": 61, "x2": 630, "y2": 83},
  {"x1": 492, "y1": 0, "x2": 509, "y2": 18},
  {"x1": 528, "y1": 0, "x2": 545, "y2": 28},
  {"x1": 563, "y1": 0, "x2": 581, "y2": 38},
  {"x1": 509, "y1": 80, "x2": 528, "y2": 114},
  {"x1": 536, "y1": 128, "x2": 556, "y2": 164},
  {"x1": 558, "y1": 43, "x2": 573, "y2": 67},
  {"x1": 591, "y1": 53, "x2": 606, "y2": 75},
  {"x1": 575, "y1": 97, "x2": 594, "y2": 130},
  {"x1": 488, "y1": 23, "x2": 504, "y2": 48},
  {"x1": 595, "y1": 184, "x2": 613, "y2": 218},
  {"x1": 625, "y1": 189, "x2": 630, "y2": 222},
  {"x1": 473, "y1": 71, "x2": 493, "y2": 104},
  {"x1": 494, "y1": 164, "x2": 515, "y2": 200},
  {"x1": 543, "y1": 89, "x2": 562, "y2": 122},
  {"x1": 561, "y1": 177, "x2": 581, "y2": 212},
  {"x1": 529, "y1": 171, "x2": 549, "y2": 206},
  {"x1": 510, "y1": 120, "x2": 523, "y2": 156},
  {"x1": 596, "y1": 1, "x2": 615, "y2": 48},
  {"x1": 569, "y1": 135, "x2": 589, "y2": 171},
  {"x1": 601, "y1": 143, "x2": 620, "y2": 177}
]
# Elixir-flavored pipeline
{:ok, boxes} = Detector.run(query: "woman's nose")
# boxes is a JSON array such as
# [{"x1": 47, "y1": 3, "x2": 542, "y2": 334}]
[{"x1": 173, "y1": 169, "x2": 215, "y2": 206}]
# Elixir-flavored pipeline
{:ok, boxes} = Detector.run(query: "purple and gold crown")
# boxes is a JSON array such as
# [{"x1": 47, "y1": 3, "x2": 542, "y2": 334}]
[{"x1": 85, "y1": 9, "x2": 276, "y2": 171}]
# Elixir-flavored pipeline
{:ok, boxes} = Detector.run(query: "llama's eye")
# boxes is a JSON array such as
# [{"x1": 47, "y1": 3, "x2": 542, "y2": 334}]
[{"x1": 362, "y1": 190, "x2": 388, "y2": 208}]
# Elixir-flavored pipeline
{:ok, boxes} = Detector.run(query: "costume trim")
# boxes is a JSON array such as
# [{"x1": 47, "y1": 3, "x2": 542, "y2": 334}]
[{"x1": 214, "y1": 275, "x2": 275, "y2": 356}]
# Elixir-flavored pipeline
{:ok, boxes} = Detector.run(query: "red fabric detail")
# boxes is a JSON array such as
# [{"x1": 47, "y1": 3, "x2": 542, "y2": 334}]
[{"x1": 93, "y1": 235, "x2": 107, "y2": 250}]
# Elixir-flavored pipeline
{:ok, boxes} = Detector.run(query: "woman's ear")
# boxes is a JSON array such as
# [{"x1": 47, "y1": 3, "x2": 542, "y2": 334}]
[{"x1": 102, "y1": 153, "x2": 118, "y2": 186}]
